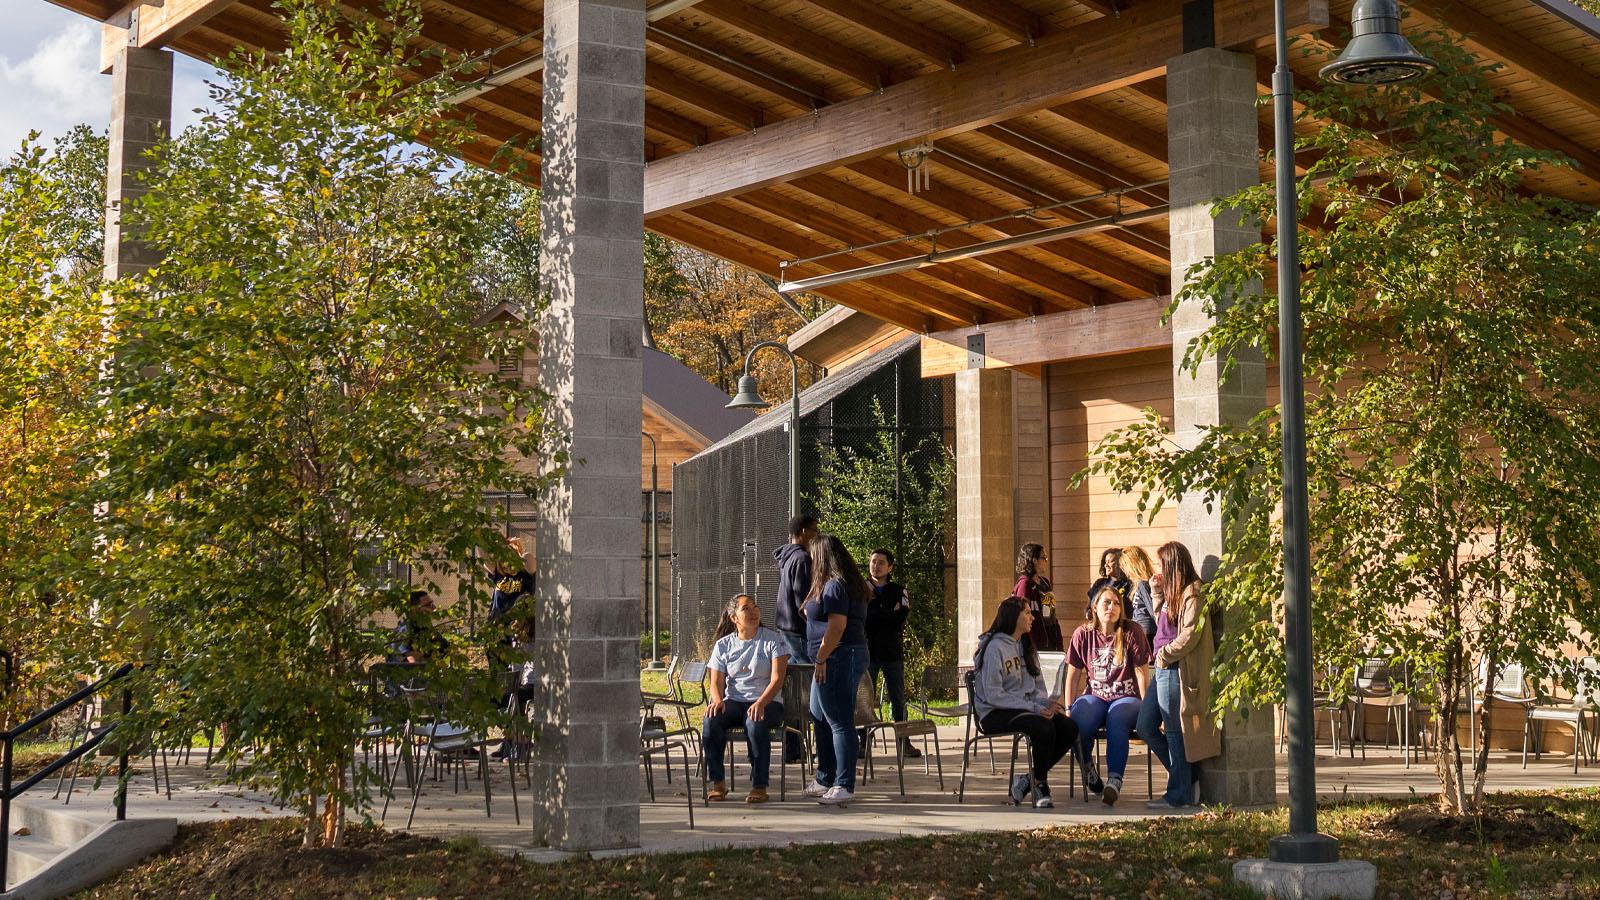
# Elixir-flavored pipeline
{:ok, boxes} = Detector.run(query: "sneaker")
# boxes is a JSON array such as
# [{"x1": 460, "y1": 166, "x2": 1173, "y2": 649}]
[
  {"x1": 1102, "y1": 775, "x2": 1122, "y2": 806},
  {"x1": 707, "y1": 781, "x2": 728, "y2": 802},
  {"x1": 1009, "y1": 774, "x2": 1033, "y2": 805},
  {"x1": 1082, "y1": 756, "x2": 1104, "y2": 795},
  {"x1": 1034, "y1": 784, "x2": 1054, "y2": 809},
  {"x1": 745, "y1": 786, "x2": 769, "y2": 804},
  {"x1": 802, "y1": 779, "x2": 830, "y2": 798},
  {"x1": 818, "y1": 785, "x2": 854, "y2": 806}
]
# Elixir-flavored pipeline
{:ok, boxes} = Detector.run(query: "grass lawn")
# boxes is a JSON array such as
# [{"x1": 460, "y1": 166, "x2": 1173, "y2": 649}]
[{"x1": 78, "y1": 789, "x2": 1600, "y2": 899}]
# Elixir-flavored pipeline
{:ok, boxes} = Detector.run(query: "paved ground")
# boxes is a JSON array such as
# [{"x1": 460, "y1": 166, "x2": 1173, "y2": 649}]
[{"x1": 37, "y1": 728, "x2": 1600, "y2": 862}]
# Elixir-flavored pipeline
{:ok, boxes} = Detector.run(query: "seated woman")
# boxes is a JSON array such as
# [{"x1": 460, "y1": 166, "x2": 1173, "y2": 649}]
[
  {"x1": 973, "y1": 595, "x2": 1079, "y2": 808},
  {"x1": 702, "y1": 594, "x2": 790, "y2": 804},
  {"x1": 1065, "y1": 586, "x2": 1152, "y2": 806}
]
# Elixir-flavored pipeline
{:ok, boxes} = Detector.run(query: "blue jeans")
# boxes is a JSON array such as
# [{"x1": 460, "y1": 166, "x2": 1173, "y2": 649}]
[
  {"x1": 810, "y1": 644, "x2": 867, "y2": 792},
  {"x1": 1138, "y1": 666, "x2": 1193, "y2": 806},
  {"x1": 701, "y1": 699, "x2": 785, "y2": 788},
  {"x1": 1069, "y1": 694, "x2": 1141, "y2": 779}
]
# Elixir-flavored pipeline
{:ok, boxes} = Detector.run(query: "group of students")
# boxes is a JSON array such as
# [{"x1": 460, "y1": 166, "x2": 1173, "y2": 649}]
[
  {"x1": 988, "y1": 541, "x2": 1218, "y2": 809},
  {"x1": 700, "y1": 514, "x2": 915, "y2": 806},
  {"x1": 697, "y1": 516, "x2": 1219, "y2": 812}
]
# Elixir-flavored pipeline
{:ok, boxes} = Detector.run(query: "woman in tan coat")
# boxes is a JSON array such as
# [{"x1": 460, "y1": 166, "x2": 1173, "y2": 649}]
[{"x1": 1136, "y1": 541, "x2": 1221, "y2": 808}]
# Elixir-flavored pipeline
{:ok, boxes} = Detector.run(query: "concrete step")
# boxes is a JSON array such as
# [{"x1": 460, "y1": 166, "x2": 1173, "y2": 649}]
[
  {"x1": 11, "y1": 803, "x2": 101, "y2": 848},
  {"x1": 5, "y1": 830, "x2": 69, "y2": 884}
]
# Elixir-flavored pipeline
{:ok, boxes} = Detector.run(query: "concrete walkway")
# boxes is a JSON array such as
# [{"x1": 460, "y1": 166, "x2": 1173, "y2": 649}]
[{"x1": 39, "y1": 729, "x2": 1600, "y2": 862}]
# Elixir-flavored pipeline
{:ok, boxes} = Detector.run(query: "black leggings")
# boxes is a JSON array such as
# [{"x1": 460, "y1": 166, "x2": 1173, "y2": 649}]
[{"x1": 980, "y1": 709, "x2": 1079, "y2": 785}]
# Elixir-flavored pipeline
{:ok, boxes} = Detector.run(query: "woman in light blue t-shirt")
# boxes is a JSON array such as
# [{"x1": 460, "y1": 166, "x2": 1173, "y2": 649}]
[{"x1": 703, "y1": 594, "x2": 790, "y2": 803}]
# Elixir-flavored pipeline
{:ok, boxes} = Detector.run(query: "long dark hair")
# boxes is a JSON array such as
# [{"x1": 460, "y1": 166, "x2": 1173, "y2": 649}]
[
  {"x1": 806, "y1": 534, "x2": 869, "y2": 604},
  {"x1": 1098, "y1": 547, "x2": 1125, "y2": 580},
  {"x1": 1090, "y1": 586, "x2": 1131, "y2": 666},
  {"x1": 1158, "y1": 541, "x2": 1201, "y2": 627},
  {"x1": 979, "y1": 595, "x2": 1040, "y2": 676},
  {"x1": 1016, "y1": 542, "x2": 1045, "y2": 579},
  {"x1": 713, "y1": 593, "x2": 756, "y2": 641}
]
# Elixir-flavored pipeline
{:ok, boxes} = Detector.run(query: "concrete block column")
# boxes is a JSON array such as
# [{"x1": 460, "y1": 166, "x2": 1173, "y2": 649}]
[
  {"x1": 103, "y1": 46, "x2": 173, "y2": 281},
  {"x1": 1166, "y1": 48, "x2": 1275, "y2": 808},
  {"x1": 955, "y1": 368, "x2": 1017, "y2": 661},
  {"x1": 532, "y1": 0, "x2": 646, "y2": 851}
]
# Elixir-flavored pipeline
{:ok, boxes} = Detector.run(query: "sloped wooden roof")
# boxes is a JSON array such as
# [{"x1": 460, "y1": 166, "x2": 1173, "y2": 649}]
[{"x1": 52, "y1": 0, "x2": 1600, "y2": 335}]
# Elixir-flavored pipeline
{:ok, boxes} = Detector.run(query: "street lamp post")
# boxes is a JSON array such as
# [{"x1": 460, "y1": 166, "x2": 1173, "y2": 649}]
[
  {"x1": 726, "y1": 341, "x2": 802, "y2": 521},
  {"x1": 1267, "y1": 0, "x2": 1436, "y2": 869}
]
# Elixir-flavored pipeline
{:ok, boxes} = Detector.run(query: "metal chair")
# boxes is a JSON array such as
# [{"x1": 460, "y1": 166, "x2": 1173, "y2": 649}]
[
  {"x1": 1526, "y1": 657, "x2": 1599, "y2": 773},
  {"x1": 916, "y1": 664, "x2": 982, "y2": 770},
  {"x1": 640, "y1": 715, "x2": 695, "y2": 828},
  {"x1": 858, "y1": 670, "x2": 944, "y2": 795},
  {"x1": 699, "y1": 665, "x2": 810, "y2": 804},
  {"x1": 1279, "y1": 664, "x2": 1356, "y2": 757},
  {"x1": 1351, "y1": 657, "x2": 1427, "y2": 767},
  {"x1": 956, "y1": 670, "x2": 1078, "y2": 803},
  {"x1": 646, "y1": 659, "x2": 707, "y2": 740}
]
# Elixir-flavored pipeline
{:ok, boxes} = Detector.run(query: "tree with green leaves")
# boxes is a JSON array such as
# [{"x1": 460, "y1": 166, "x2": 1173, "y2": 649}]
[
  {"x1": 0, "y1": 127, "x2": 110, "y2": 725},
  {"x1": 82, "y1": 0, "x2": 558, "y2": 846},
  {"x1": 810, "y1": 400, "x2": 955, "y2": 690},
  {"x1": 1078, "y1": 37, "x2": 1600, "y2": 815}
]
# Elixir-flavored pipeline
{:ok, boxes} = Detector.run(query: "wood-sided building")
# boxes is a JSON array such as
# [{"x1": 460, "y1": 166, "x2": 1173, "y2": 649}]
[{"x1": 56, "y1": 0, "x2": 1600, "y2": 848}]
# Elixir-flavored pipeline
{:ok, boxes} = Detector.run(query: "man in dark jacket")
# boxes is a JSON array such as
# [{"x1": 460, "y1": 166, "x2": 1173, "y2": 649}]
[
  {"x1": 865, "y1": 549, "x2": 921, "y2": 758},
  {"x1": 773, "y1": 514, "x2": 819, "y2": 663}
]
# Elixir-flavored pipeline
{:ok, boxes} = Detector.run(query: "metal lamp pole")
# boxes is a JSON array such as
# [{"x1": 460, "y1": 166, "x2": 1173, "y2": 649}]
[
  {"x1": 1271, "y1": 0, "x2": 1435, "y2": 865},
  {"x1": 642, "y1": 430, "x2": 664, "y2": 669},
  {"x1": 727, "y1": 340, "x2": 802, "y2": 521}
]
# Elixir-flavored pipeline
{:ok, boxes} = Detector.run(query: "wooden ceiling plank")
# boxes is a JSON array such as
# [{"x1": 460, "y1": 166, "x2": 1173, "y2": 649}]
[
  {"x1": 672, "y1": 206, "x2": 984, "y2": 325},
  {"x1": 785, "y1": 171, "x2": 1106, "y2": 305},
  {"x1": 975, "y1": 122, "x2": 1166, "y2": 202},
  {"x1": 696, "y1": 0, "x2": 890, "y2": 91},
  {"x1": 644, "y1": 0, "x2": 1324, "y2": 215},
  {"x1": 1411, "y1": 0, "x2": 1600, "y2": 122},
  {"x1": 797, "y1": 0, "x2": 965, "y2": 69},
  {"x1": 1048, "y1": 100, "x2": 1168, "y2": 163},
  {"x1": 644, "y1": 103, "x2": 711, "y2": 146},
  {"x1": 428, "y1": 0, "x2": 541, "y2": 36},
  {"x1": 922, "y1": 0, "x2": 1042, "y2": 45},
  {"x1": 733, "y1": 193, "x2": 1071, "y2": 316},
  {"x1": 647, "y1": 24, "x2": 833, "y2": 109},
  {"x1": 648, "y1": 66, "x2": 764, "y2": 129},
  {"x1": 846, "y1": 157, "x2": 1165, "y2": 296}
]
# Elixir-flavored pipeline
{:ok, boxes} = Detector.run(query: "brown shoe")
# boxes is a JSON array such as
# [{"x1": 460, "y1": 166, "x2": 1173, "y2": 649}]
[
  {"x1": 745, "y1": 787, "x2": 769, "y2": 804},
  {"x1": 708, "y1": 782, "x2": 728, "y2": 802}
]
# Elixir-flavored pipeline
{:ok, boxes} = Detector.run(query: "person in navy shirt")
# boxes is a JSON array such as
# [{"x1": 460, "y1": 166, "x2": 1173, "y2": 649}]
[{"x1": 802, "y1": 534, "x2": 870, "y2": 806}]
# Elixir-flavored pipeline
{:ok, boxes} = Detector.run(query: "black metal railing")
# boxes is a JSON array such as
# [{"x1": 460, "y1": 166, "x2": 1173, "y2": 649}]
[{"x1": 1, "y1": 662, "x2": 135, "y2": 891}]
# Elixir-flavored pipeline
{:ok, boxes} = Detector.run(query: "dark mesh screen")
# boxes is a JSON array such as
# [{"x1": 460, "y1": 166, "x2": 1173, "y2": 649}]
[{"x1": 672, "y1": 343, "x2": 954, "y2": 661}]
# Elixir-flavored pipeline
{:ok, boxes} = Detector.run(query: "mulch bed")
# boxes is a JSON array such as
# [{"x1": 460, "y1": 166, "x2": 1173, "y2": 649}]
[{"x1": 1376, "y1": 802, "x2": 1576, "y2": 850}]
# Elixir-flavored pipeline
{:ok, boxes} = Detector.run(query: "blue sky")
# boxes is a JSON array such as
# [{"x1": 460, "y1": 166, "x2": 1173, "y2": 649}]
[{"x1": 2, "y1": 2, "x2": 216, "y2": 154}]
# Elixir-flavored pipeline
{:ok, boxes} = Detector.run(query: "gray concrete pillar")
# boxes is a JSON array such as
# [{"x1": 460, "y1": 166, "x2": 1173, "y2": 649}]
[
  {"x1": 531, "y1": 0, "x2": 646, "y2": 851},
  {"x1": 956, "y1": 367, "x2": 1017, "y2": 661},
  {"x1": 1166, "y1": 48, "x2": 1275, "y2": 808},
  {"x1": 103, "y1": 46, "x2": 173, "y2": 281}
]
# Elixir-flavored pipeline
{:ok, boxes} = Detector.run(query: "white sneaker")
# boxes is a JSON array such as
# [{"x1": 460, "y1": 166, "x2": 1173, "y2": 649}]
[
  {"x1": 802, "y1": 779, "x2": 829, "y2": 798},
  {"x1": 1102, "y1": 775, "x2": 1122, "y2": 806},
  {"x1": 1009, "y1": 774, "x2": 1032, "y2": 805},
  {"x1": 818, "y1": 785, "x2": 854, "y2": 806},
  {"x1": 1033, "y1": 786, "x2": 1054, "y2": 809}
]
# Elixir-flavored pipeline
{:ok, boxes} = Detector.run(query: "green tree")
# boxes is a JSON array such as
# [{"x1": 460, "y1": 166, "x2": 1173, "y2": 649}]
[
  {"x1": 0, "y1": 128, "x2": 109, "y2": 724},
  {"x1": 810, "y1": 400, "x2": 955, "y2": 691},
  {"x1": 1077, "y1": 38, "x2": 1600, "y2": 815},
  {"x1": 83, "y1": 0, "x2": 558, "y2": 845}
]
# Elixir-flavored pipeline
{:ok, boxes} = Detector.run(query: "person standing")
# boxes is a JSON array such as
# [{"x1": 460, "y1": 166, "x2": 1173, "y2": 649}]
[
  {"x1": 1065, "y1": 587, "x2": 1151, "y2": 806},
  {"x1": 488, "y1": 536, "x2": 535, "y2": 621},
  {"x1": 864, "y1": 549, "x2": 921, "y2": 759},
  {"x1": 973, "y1": 596, "x2": 1078, "y2": 808},
  {"x1": 1086, "y1": 548, "x2": 1132, "y2": 622},
  {"x1": 1120, "y1": 546, "x2": 1159, "y2": 641},
  {"x1": 1013, "y1": 543, "x2": 1063, "y2": 652},
  {"x1": 802, "y1": 534, "x2": 871, "y2": 806},
  {"x1": 772, "y1": 514, "x2": 818, "y2": 764},
  {"x1": 773, "y1": 515, "x2": 819, "y2": 663},
  {"x1": 702, "y1": 594, "x2": 790, "y2": 804},
  {"x1": 1136, "y1": 540, "x2": 1220, "y2": 809}
]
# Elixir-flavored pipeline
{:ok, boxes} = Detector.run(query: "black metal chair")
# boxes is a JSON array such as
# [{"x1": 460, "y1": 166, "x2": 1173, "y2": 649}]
[
  {"x1": 858, "y1": 670, "x2": 943, "y2": 795},
  {"x1": 956, "y1": 670, "x2": 1079, "y2": 803}
]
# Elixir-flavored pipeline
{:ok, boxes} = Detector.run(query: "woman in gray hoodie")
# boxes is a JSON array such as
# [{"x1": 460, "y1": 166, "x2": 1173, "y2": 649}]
[{"x1": 973, "y1": 596, "x2": 1079, "y2": 808}]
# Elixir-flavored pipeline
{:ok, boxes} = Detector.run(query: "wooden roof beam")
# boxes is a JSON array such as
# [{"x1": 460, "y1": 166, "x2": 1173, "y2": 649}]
[
  {"x1": 797, "y1": 0, "x2": 965, "y2": 70},
  {"x1": 1046, "y1": 100, "x2": 1168, "y2": 163},
  {"x1": 100, "y1": 0, "x2": 239, "y2": 71},
  {"x1": 1410, "y1": 0, "x2": 1600, "y2": 122},
  {"x1": 647, "y1": 67, "x2": 764, "y2": 130},
  {"x1": 734, "y1": 192, "x2": 1084, "y2": 314},
  {"x1": 652, "y1": 216, "x2": 943, "y2": 333},
  {"x1": 644, "y1": 0, "x2": 1327, "y2": 215},
  {"x1": 695, "y1": 0, "x2": 892, "y2": 91},
  {"x1": 975, "y1": 122, "x2": 1166, "y2": 203},
  {"x1": 923, "y1": 0, "x2": 1043, "y2": 46},
  {"x1": 647, "y1": 25, "x2": 836, "y2": 110}
]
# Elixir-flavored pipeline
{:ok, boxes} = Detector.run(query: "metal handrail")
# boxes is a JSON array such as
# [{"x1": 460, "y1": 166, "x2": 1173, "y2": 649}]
[{"x1": 2, "y1": 663, "x2": 136, "y2": 891}]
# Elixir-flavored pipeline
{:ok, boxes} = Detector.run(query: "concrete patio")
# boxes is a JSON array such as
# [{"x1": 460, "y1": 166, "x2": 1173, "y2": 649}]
[{"x1": 35, "y1": 728, "x2": 1600, "y2": 863}]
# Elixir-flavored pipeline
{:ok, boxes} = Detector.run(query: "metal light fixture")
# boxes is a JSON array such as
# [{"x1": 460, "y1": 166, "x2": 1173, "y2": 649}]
[
  {"x1": 1320, "y1": 0, "x2": 1438, "y2": 85},
  {"x1": 727, "y1": 374, "x2": 768, "y2": 410}
]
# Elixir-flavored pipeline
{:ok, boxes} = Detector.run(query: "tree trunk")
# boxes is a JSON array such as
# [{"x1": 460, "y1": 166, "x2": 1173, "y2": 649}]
[
  {"x1": 321, "y1": 765, "x2": 345, "y2": 848},
  {"x1": 1472, "y1": 651, "x2": 1500, "y2": 811}
]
